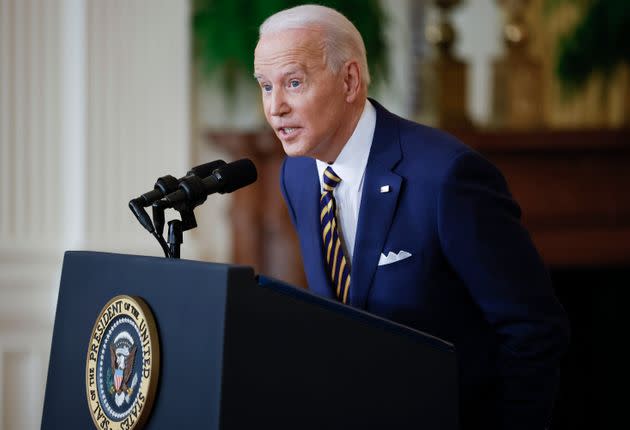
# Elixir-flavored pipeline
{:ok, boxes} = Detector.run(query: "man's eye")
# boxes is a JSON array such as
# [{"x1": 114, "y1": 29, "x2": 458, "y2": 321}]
[
  {"x1": 262, "y1": 84, "x2": 272, "y2": 92},
  {"x1": 289, "y1": 80, "x2": 300, "y2": 88}
]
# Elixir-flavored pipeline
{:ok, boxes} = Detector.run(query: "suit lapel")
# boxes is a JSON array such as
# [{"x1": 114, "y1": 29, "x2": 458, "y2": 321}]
[{"x1": 350, "y1": 101, "x2": 402, "y2": 309}]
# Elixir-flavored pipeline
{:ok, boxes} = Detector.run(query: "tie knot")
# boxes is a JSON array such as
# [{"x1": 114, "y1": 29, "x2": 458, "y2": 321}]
[{"x1": 322, "y1": 166, "x2": 341, "y2": 191}]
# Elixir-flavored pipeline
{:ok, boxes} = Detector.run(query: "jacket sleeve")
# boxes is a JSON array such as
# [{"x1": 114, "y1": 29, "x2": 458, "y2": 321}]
[{"x1": 437, "y1": 150, "x2": 570, "y2": 430}]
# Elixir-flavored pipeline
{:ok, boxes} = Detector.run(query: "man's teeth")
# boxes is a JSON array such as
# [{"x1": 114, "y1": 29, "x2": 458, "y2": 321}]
[{"x1": 284, "y1": 127, "x2": 295, "y2": 133}]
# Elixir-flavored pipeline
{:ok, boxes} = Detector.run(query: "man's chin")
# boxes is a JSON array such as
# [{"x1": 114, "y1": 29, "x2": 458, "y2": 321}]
[{"x1": 281, "y1": 140, "x2": 308, "y2": 158}]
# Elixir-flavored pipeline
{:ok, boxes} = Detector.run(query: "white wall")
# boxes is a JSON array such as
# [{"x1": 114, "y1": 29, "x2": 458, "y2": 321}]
[{"x1": 0, "y1": 0, "x2": 191, "y2": 428}]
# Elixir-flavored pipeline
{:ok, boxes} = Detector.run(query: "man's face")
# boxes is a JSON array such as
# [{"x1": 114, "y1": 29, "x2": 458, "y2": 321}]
[{"x1": 254, "y1": 29, "x2": 350, "y2": 161}]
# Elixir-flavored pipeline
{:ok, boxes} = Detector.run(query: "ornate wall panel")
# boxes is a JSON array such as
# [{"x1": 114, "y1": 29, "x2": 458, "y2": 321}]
[{"x1": 0, "y1": 1, "x2": 192, "y2": 428}]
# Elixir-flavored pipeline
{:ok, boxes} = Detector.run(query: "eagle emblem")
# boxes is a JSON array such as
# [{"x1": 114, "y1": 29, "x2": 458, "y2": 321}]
[
  {"x1": 108, "y1": 331, "x2": 139, "y2": 407},
  {"x1": 86, "y1": 295, "x2": 159, "y2": 430}
]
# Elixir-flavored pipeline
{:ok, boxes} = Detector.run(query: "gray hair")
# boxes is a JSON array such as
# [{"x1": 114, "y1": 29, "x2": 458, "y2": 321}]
[{"x1": 259, "y1": 4, "x2": 371, "y2": 87}]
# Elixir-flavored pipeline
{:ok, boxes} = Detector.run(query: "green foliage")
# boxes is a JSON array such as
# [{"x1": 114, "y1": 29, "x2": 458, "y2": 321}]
[
  {"x1": 545, "y1": 0, "x2": 630, "y2": 93},
  {"x1": 543, "y1": 0, "x2": 591, "y2": 14},
  {"x1": 192, "y1": 0, "x2": 387, "y2": 94}
]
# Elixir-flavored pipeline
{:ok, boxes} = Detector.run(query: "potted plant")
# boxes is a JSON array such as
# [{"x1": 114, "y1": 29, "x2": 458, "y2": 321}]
[
  {"x1": 192, "y1": 0, "x2": 387, "y2": 108},
  {"x1": 546, "y1": 0, "x2": 630, "y2": 93}
]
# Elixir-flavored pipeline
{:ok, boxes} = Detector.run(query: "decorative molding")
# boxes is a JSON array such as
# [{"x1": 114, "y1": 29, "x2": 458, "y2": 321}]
[
  {"x1": 0, "y1": 340, "x2": 51, "y2": 429},
  {"x1": 0, "y1": 0, "x2": 64, "y2": 245},
  {"x1": 83, "y1": 0, "x2": 192, "y2": 251},
  {"x1": 0, "y1": 1, "x2": 193, "y2": 428}
]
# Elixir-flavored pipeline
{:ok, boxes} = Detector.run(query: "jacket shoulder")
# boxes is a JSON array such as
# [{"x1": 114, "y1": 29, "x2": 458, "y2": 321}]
[
  {"x1": 370, "y1": 99, "x2": 474, "y2": 171},
  {"x1": 281, "y1": 156, "x2": 316, "y2": 192},
  {"x1": 399, "y1": 118, "x2": 472, "y2": 166}
]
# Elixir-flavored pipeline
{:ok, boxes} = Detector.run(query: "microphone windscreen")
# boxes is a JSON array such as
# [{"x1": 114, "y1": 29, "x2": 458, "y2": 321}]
[
  {"x1": 188, "y1": 160, "x2": 226, "y2": 178},
  {"x1": 216, "y1": 159, "x2": 258, "y2": 193}
]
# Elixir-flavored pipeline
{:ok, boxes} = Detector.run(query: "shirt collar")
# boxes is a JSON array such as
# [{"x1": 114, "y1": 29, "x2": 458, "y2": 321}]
[{"x1": 316, "y1": 99, "x2": 376, "y2": 192}]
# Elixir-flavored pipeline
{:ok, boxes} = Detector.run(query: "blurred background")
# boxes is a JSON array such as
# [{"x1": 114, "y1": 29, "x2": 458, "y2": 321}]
[{"x1": 0, "y1": 0, "x2": 628, "y2": 428}]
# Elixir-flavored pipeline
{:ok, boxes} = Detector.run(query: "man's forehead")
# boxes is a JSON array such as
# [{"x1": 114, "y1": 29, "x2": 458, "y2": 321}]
[{"x1": 254, "y1": 28, "x2": 326, "y2": 72}]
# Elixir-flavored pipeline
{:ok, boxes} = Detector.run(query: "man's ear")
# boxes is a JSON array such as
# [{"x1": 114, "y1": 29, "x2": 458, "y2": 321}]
[{"x1": 343, "y1": 60, "x2": 362, "y2": 103}]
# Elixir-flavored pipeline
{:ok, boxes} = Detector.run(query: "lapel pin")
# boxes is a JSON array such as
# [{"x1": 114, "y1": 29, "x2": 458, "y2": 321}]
[{"x1": 380, "y1": 185, "x2": 390, "y2": 193}]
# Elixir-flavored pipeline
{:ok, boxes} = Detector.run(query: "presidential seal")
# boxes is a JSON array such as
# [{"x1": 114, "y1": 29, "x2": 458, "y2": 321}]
[{"x1": 86, "y1": 295, "x2": 160, "y2": 430}]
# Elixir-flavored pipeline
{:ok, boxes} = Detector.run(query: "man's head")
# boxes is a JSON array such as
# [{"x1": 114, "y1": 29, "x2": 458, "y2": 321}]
[{"x1": 254, "y1": 5, "x2": 370, "y2": 162}]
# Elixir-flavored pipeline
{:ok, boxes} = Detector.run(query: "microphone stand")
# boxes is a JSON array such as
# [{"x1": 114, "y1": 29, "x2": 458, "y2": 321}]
[
  {"x1": 151, "y1": 203, "x2": 171, "y2": 258},
  {"x1": 152, "y1": 199, "x2": 197, "y2": 259},
  {"x1": 167, "y1": 220, "x2": 183, "y2": 258}
]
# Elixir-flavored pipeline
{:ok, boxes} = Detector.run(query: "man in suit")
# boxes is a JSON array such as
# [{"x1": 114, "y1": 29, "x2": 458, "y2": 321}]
[{"x1": 254, "y1": 5, "x2": 570, "y2": 429}]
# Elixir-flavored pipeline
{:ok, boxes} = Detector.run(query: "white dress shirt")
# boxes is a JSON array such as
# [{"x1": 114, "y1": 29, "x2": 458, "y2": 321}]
[{"x1": 316, "y1": 99, "x2": 376, "y2": 263}]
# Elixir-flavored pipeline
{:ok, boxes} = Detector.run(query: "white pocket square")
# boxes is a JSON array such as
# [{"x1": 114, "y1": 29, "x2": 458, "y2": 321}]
[{"x1": 378, "y1": 250, "x2": 412, "y2": 266}]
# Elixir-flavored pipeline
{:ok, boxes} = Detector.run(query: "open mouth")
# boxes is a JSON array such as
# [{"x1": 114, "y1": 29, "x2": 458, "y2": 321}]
[{"x1": 278, "y1": 127, "x2": 300, "y2": 137}]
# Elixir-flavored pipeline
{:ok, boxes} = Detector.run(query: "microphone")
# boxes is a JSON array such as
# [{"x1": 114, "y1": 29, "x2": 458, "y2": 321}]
[
  {"x1": 129, "y1": 160, "x2": 226, "y2": 233},
  {"x1": 135, "y1": 160, "x2": 227, "y2": 207},
  {"x1": 156, "y1": 159, "x2": 257, "y2": 210}
]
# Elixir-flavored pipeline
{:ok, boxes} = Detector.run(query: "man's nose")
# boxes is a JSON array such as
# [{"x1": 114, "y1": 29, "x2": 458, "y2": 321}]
[{"x1": 269, "y1": 90, "x2": 290, "y2": 117}]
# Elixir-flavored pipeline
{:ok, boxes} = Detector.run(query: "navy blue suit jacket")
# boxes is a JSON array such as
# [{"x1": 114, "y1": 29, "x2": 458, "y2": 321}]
[{"x1": 280, "y1": 100, "x2": 570, "y2": 429}]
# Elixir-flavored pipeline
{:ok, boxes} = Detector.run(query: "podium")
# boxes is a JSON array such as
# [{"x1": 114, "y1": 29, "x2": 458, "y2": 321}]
[{"x1": 42, "y1": 251, "x2": 458, "y2": 429}]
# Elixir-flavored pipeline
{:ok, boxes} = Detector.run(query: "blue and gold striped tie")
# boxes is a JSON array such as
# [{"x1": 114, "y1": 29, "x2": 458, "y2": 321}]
[{"x1": 320, "y1": 167, "x2": 351, "y2": 304}]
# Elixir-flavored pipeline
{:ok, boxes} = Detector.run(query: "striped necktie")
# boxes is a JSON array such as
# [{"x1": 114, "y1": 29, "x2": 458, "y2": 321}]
[{"x1": 320, "y1": 166, "x2": 351, "y2": 304}]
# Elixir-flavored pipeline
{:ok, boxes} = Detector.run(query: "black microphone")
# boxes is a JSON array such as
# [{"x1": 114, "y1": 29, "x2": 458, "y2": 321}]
[
  {"x1": 156, "y1": 159, "x2": 257, "y2": 210},
  {"x1": 135, "y1": 160, "x2": 227, "y2": 207},
  {"x1": 129, "y1": 160, "x2": 227, "y2": 233}
]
